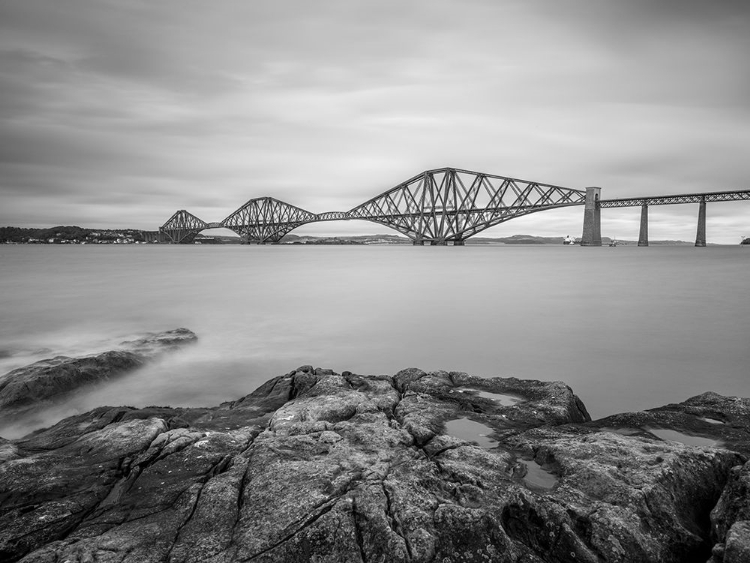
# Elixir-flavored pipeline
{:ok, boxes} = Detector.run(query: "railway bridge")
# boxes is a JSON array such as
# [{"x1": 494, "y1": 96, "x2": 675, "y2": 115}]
[{"x1": 157, "y1": 167, "x2": 750, "y2": 246}]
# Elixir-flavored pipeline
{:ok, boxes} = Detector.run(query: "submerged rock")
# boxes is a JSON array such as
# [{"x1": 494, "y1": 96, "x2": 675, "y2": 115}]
[
  {"x1": 119, "y1": 328, "x2": 198, "y2": 357},
  {"x1": 0, "y1": 328, "x2": 197, "y2": 424},
  {"x1": 0, "y1": 366, "x2": 747, "y2": 563}
]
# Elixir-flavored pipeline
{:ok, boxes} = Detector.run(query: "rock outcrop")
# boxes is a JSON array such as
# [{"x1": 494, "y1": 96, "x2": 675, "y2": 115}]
[
  {"x1": 591, "y1": 392, "x2": 750, "y2": 456},
  {"x1": 0, "y1": 329, "x2": 197, "y2": 424},
  {"x1": 0, "y1": 365, "x2": 748, "y2": 563},
  {"x1": 709, "y1": 460, "x2": 750, "y2": 563}
]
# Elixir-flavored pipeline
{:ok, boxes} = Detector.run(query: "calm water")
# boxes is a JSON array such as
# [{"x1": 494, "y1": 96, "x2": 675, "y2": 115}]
[{"x1": 1, "y1": 244, "x2": 748, "y2": 437}]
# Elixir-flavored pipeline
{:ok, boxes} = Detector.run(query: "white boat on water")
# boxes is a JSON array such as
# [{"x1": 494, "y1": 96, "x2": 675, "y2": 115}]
[{"x1": 563, "y1": 235, "x2": 575, "y2": 245}]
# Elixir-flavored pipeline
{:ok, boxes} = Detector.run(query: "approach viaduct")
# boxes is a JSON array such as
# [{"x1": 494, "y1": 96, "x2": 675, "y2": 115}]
[{"x1": 156, "y1": 167, "x2": 750, "y2": 246}]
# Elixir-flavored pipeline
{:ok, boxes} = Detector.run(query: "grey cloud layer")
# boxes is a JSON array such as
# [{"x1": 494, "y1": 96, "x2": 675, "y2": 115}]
[{"x1": 1, "y1": 0, "x2": 748, "y2": 240}]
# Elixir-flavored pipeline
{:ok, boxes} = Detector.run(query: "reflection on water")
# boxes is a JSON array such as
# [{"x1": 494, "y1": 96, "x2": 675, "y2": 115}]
[
  {"x1": 699, "y1": 417, "x2": 724, "y2": 425},
  {"x1": 601, "y1": 427, "x2": 641, "y2": 436},
  {"x1": 1, "y1": 244, "x2": 749, "y2": 438},
  {"x1": 469, "y1": 389, "x2": 523, "y2": 406},
  {"x1": 645, "y1": 427, "x2": 721, "y2": 448},
  {"x1": 517, "y1": 458, "x2": 558, "y2": 490},
  {"x1": 443, "y1": 417, "x2": 498, "y2": 449}
]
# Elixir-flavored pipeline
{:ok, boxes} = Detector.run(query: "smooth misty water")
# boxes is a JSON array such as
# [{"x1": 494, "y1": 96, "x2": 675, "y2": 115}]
[{"x1": 1, "y1": 244, "x2": 748, "y2": 438}]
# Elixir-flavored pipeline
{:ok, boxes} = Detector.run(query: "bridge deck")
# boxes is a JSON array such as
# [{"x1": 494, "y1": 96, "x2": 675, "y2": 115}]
[{"x1": 600, "y1": 189, "x2": 750, "y2": 208}]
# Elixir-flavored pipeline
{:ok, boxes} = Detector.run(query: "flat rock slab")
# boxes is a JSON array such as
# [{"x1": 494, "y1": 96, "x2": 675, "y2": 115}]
[{"x1": 0, "y1": 365, "x2": 747, "y2": 563}]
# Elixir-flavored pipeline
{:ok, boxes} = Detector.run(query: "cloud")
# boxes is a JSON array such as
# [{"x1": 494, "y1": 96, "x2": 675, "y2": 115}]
[{"x1": 1, "y1": 0, "x2": 748, "y2": 242}]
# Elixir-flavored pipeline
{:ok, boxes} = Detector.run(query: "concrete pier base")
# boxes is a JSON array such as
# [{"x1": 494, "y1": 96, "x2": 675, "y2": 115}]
[
  {"x1": 695, "y1": 199, "x2": 707, "y2": 247},
  {"x1": 453, "y1": 240, "x2": 465, "y2": 246},
  {"x1": 638, "y1": 204, "x2": 649, "y2": 247},
  {"x1": 431, "y1": 240, "x2": 448, "y2": 246},
  {"x1": 580, "y1": 187, "x2": 602, "y2": 246},
  {"x1": 412, "y1": 239, "x2": 424, "y2": 246}
]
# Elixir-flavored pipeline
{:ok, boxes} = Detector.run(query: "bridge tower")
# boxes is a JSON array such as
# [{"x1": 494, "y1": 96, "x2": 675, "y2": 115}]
[{"x1": 580, "y1": 187, "x2": 602, "y2": 246}]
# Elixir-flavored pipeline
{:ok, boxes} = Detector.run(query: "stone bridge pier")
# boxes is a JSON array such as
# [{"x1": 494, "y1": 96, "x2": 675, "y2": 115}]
[
  {"x1": 580, "y1": 187, "x2": 602, "y2": 246},
  {"x1": 695, "y1": 198, "x2": 707, "y2": 247},
  {"x1": 638, "y1": 204, "x2": 649, "y2": 246}
]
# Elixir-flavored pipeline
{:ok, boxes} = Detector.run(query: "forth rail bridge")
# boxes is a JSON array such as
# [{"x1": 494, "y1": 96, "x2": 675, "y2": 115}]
[{"x1": 154, "y1": 167, "x2": 750, "y2": 246}]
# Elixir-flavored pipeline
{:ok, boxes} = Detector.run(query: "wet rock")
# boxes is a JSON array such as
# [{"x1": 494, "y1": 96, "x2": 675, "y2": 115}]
[
  {"x1": 0, "y1": 367, "x2": 747, "y2": 563},
  {"x1": 0, "y1": 329, "x2": 197, "y2": 425},
  {"x1": 447, "y1": 371, "x2": 591, "y2": 428},
  {"x1": 0, "y1": 352, "x2": 144, "y2": 415},
  {"x1": 590, "y1": 391, "x2": 750, "y2": 456},
  {"x1": 119, "y1": 327, "x2": 197, "y2": 357}
]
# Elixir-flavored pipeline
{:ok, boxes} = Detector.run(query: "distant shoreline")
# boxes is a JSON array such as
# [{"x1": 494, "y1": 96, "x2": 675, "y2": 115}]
[{"x1": 0, "y1": 226, "x2": 725, "y2": 246}]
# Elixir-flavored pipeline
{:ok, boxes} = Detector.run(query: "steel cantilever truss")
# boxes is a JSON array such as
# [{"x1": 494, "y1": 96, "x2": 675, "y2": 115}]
[
  {"x1": 348, "y1": 168, "x2": 586, "y2": 243},
  {"x1": 221, "y1": 197, "x2": 317, "y2": 243},
  {"x1": 160, "y1": 210, "x2": 208, "y2": 243},
  {"x1": 158, "y1": 168, "x2": 589, "y2": 243}
]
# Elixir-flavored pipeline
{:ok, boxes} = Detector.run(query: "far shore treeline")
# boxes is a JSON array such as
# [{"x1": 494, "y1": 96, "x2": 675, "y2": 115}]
[
  {"x1": 0, "y1": 226, "x2": 147, "y2": 244},
  {"x1": 1, "y1": 226, "x2": 729, "y2": 246}
]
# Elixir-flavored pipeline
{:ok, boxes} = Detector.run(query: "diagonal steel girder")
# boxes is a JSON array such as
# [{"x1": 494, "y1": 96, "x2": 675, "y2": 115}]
[
  {"x1": 347, "y1": 168, "x2": 587, "y2": 242},
  {"x1": 160, "y1": 210, "x2": 208, "y2": 243},
  {"x1": 221, "y1": 197, "x2": 317, "y2": 243}
]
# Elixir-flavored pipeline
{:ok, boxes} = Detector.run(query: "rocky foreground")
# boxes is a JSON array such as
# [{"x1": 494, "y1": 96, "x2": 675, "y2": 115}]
[{"x1": 1, "y1": 362, "x2": 749, "y2": 563}]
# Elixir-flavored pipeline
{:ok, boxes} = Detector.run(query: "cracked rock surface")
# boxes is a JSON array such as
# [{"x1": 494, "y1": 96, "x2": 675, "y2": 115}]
[{"x1": 1, "y1": 366, "x2": 748, "y2": 562}]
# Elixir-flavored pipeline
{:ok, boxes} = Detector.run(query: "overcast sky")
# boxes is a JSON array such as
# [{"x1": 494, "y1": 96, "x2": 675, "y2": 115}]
[{"x1": 1, "y1": 0, "x2": 749, "y2": 242}]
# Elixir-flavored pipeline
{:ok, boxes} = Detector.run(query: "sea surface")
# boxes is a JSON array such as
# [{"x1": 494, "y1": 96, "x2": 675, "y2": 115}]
[{"x1": 1, "y1": 244, "x2": 748, "y2": 438}]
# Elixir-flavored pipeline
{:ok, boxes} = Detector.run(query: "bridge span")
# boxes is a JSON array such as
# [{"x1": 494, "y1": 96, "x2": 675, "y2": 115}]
[
  {"x1": 157, "y1": 167, "x2": 750, "y2": 246},
  {"x1": 598, "y1": 190, "x2": 750, "y2": 247}
]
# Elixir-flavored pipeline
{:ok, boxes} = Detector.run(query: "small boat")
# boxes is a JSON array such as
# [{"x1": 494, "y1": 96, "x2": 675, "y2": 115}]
[
  {"x1": 609, "y1": 239, "x2": 618, "y2": 247},
  {"x1": 563, "y1": 235, "x2": 575, "y2": 245}
]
